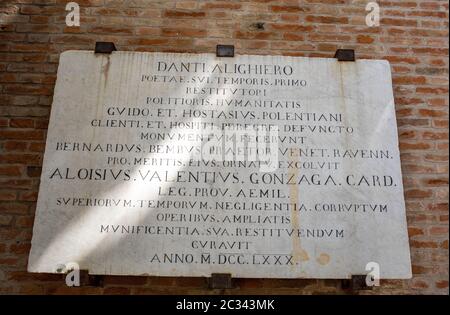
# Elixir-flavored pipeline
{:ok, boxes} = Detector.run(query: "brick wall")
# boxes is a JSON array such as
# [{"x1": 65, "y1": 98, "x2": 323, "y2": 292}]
[{"x1": 0, "y1": 0, "x2": 448, "y2": 295}]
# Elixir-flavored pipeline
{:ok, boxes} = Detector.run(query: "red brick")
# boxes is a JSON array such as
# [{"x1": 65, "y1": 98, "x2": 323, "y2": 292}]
[
  {"x1": 0, "y1": 166, "x2": 22, "y2": 177},
  {"x1": 357, "y1": 35, "x2": 375, "y2": 44},
  {"x1": 271, "y1": 6, "x2": 304, "y2": 13},
  {"x1": 430, "y1": 226, "x2": 449, "y2": 235},
  {"x1": 425, "y1": 154, "x2": 448, "y2": 162},
  {"x1": 306, "y1": 15, "x2": 348, "y2": 24},
  {"x1": 270, "y1": 24, "x2": 315, "y2": 32},
  {"x1": 419, "y1": 109, "x2": 448, "y2": 118},
  {"x1": 202, "y1": 2, "x2": 241, "y2": 10},
  {"x1": 9, "y1": 118, "x2": 34, "y2": 128},
  {"x1": 400, "y1": 142, "x2": 432, "y2": 150},
  {"x1": 428, "y1": 99, "x2": 448, "y2": 107},
  {"x1": 408, "y1": 227, "x2": 425, "y2": 237},
  {"x1": 162, "y1": 28, "x2": 206, "y2": 37},
  {"x1": 422, "y1": 131, "x2": 448, "y2": 140},
  {"x1": 0, "y1": 191, "x2": 16, "y2": 201},
  {"x1": 9, "y1": 243, "x2": 31, "y2": 255},
  {"x1": 164, "y1": 10, "x2": 205, "y2": 18},
  {"x1": 424, "y1": 178, "x2": 449, "y2": 187},
  {"x1": 90, "y1": 27, "x2": 133, "y2": 35},
  {"x1": 28, "y1": 142, "x2": 45, "y2": 152},
  {"x1": 385, "y1": 56, "x2": 420, "y2": 64},
  {"x1": 0, "y1": 154, "x2": 41, "y2": 165},
  {"x1": 436, "y1": 280, "x2": 449, "y2": 289},
  {"x1": 410, "y1": 240, "x2": 439, "y2": 248},
  {"x1": 411, "y1": 279, "x2": 429, "y2": 289},
  {"x1": 416, "y1": 87, "x2": 448, "y2": 94},
  {"x1": 428, "y1": 203, "x2": 449, "y2": 212},
  {"x1": 103, "y1": 287, "x2": 131, "y2": 295},
  {"x1": 0, "y1": 130, "x2": 45, "y2": 140},
  {"x1": 381, "y1": 18, "x2": 417, "y2": 27},
  {"x1": 393, "y1": 76, "x2": 427, "y2": 85},
  {"x1": 405, "y1": 189, "x2": 433, "y2": 198}
]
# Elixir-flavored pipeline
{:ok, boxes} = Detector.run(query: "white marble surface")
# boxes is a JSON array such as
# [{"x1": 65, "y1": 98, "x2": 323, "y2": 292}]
[{"x1": 28, "y1": 51, "x2": 411, "y2": 279}]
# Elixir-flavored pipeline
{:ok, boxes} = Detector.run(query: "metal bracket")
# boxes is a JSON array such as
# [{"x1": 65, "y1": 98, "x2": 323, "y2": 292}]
[
  {"x1": 342, "y1": 275, "x2": 372, "y2": 291},
  {"x1": 216, "y1": 45, "x2": 234, "y2": 57},
  {"x1": 334, "y1": 49, "x2": 355, "y2": 62},
  {"x1": 208, "y1": 273, "x2": 233, "y2": 289},
  {"x1": 95, "y1": 42, "x2": 117, "y2": 54},
  {"x1": 79, "y1": 270, "x2": 104, "y2": 287}
]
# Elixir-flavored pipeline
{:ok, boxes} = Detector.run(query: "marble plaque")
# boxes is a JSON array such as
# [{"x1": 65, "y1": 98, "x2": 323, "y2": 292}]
[{"x1": 28, "y1": 51, "x2": 412, "y2": 279}]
